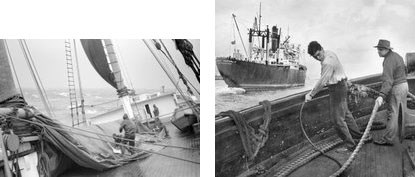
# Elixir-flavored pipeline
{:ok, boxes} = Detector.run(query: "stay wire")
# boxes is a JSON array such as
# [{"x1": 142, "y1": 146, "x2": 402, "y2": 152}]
[{"x1": 20, "y1": 40, "x2": 55, "y2": 117}]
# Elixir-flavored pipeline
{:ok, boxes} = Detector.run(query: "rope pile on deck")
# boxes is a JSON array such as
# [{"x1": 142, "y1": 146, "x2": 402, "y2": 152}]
[{"x1": 218, "y1": 100, "x2": 271, "y2": 161}]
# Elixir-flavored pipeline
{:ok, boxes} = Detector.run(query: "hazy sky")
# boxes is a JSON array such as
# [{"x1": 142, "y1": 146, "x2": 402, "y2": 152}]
[
  {"x1": 6, "y1": 39, "x2": 200, "y2": 91},
  {"x1": 216, "y1": 0, "x2": 415, "y2": 79}
]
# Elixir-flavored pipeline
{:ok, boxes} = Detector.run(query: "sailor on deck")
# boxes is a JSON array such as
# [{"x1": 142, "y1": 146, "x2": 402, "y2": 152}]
[
  {"x1": 119, "y1": 114, "x2": 137, "y2": 154},
  {"x1": 373, "y1": 39, "x2": 408, "y2": 146},
  {"x1": 153, "y1": 104, "x2": 170, "y2": 137},
  {"x1": 305, "y1": 41, "x2": 372, "y2": 152}
]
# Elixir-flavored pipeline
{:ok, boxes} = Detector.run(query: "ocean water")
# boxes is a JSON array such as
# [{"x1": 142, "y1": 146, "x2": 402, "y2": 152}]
[
  {"x1": 22, "y1": 88, "x2": 159, "y2": 126},
  {"x1": 215, "y1": 78, "x2": 318, "y2": 114}
]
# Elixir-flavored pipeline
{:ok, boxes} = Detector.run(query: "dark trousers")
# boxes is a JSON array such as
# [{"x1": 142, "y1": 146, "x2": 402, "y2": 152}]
[
  {"x1": 123, "y1": 134, "x2": 136, "y2": 153},
  {"x1": 328, "y1": 80, "x2": 363, "y2": 147}
]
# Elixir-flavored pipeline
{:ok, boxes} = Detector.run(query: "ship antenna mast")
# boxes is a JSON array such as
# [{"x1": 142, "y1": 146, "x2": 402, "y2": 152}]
[
  {"x1": 232, "y1": 14, "x2": 248, "y2": 58},
  {"x1": 258, "y1": 2, "x2": 261, "y2": 32}
]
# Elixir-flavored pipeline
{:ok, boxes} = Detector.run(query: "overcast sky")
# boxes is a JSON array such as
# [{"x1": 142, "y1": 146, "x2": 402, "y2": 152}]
[
  {"x1": 216, "y1": 0, "x2": 415, "y2": 79},
  {"x1": 6, "y1": 39, "x2": 199, "y2": 91}
]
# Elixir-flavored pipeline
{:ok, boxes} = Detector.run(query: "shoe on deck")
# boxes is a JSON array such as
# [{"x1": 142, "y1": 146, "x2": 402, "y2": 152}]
[{"x1": 373, "y1": 139, "x2": 393, "y2": 146}]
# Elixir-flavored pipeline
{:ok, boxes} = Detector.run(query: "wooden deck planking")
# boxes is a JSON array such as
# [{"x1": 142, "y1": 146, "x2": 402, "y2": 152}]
[
  {"x1": 348, "y1": 129, "x2": 403, "y2": 177},
  {"x1": 61, "y1": 122, "x2": 199, "y2": 177},
  {"x1": 280, "y1": 129, "x2": 405, "y2": 177},
  {"x1": 266, "y1": 110, "x2": 415, "y2": 177}
]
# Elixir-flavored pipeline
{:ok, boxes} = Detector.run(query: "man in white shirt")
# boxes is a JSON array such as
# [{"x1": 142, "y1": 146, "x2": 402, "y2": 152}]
[{"x1": 306, "y1": 41, "x2": 372, "y2": 151}]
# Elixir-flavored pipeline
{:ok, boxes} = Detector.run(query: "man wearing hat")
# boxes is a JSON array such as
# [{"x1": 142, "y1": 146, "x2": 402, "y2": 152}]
[
  {"x1": 306, "y1": 41, "x2": 372, "y2": 152},
  {"x1": 373, "y1": 39, "x2": 408, "y2": 146}
]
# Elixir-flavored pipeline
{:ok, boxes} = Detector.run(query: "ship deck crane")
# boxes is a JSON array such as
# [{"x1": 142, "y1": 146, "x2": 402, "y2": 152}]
[{"x1": 232, "y1": 14, "x2": 248, "y2": 58}]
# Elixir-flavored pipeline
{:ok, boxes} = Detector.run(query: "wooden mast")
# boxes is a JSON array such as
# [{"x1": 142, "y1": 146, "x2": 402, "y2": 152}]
[{"x1": 102, "y1": 39, "x2": 135, "y2": 119}]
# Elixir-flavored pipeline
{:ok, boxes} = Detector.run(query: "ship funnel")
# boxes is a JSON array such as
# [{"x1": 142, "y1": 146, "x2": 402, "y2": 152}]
[
  {"x1": 271, "y1": 26, "x2": 279, "y2": 52},
  {"x1": 406, "y1": 53, "x2": 415, "y2": 74}
]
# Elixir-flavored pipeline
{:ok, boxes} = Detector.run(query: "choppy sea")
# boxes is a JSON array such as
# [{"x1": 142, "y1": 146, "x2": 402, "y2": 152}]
[
  {"x1": 22, "y1": 88, "x2": 159, "y2": 126},
  {"x1": 215, "y1": 78, "x2": 318, "y2": 114}
]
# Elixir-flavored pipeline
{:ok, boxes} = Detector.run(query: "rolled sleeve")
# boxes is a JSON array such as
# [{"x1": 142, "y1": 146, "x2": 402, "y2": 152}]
[{"x1": 310, "y1": 63, "x2": 334, "y2": 97}]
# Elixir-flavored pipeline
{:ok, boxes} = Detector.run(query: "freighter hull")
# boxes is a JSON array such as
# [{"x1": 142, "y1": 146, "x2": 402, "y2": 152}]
[{"x1": 216, "y1": 57, "x2": 306, "y2": 90}]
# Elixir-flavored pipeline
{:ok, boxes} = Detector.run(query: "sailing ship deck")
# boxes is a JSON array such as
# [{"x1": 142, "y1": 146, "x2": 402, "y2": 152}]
[
  {"x1": 61, "y1": 122, "x2": 200, "y2": 177},
  {"x1": 259, "y1": 110, "x2": 415, "y2": 177}
]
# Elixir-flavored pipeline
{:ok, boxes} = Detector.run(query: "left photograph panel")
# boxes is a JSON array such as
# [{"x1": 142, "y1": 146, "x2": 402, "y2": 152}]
[{"x1": 0, "y1": 39, "x2": 199, "y2": 177}]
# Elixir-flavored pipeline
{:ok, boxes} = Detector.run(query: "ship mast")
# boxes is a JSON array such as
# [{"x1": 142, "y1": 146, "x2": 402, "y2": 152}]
[
  {"x1": 73, "y1": 40, "x2": 86, "y2": 123},
  {"x1": 102, "y1": 39, "x2": 135, "y2": 119},
  {"x1": 248, "y1": 3, "x2": 270, "y2": 64},
  {"x1": 258, "y1": 2, "x2": 261, "y2": 32}
]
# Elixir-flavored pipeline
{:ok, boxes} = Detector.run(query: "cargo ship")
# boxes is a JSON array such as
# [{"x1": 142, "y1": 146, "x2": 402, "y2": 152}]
[{"x1": 216, "y1": 9, "x2": 307, "y2": 91}]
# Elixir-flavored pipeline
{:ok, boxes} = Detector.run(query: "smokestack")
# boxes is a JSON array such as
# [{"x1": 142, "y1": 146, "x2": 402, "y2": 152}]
[{"x1": 271, "y1": 26, "x2": 278, "y2": 52}]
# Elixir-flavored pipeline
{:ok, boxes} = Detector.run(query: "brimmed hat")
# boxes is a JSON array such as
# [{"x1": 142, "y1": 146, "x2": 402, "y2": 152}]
[{"x1": 374, "y1": 39, "x2": 393, "y2": 49}]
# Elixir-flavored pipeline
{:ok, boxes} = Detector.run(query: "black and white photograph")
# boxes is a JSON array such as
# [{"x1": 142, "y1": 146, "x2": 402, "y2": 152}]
[
  {"x1": 216, "y1": 0, "x2": 415, "y2": 176},
  {"x1": 0, "y1": 39, "x2": 199, "y2": 176}
]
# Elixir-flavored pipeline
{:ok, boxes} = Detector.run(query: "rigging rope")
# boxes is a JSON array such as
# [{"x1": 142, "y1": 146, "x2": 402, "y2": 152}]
[
  {"x1": 143, "y1": 39, "x2": 200, "y2": 121},
  {"x1": 159, "y1": 40, "x2": 200, "y2": 95},
  {"x1": 77, "y1": 99, "x2": 119, "y2": 108},
  {"x1": 173, "y1": 39, "x2": 200, "y2": 82},
  {"x1": 159, "y1": 50, "x2": 194, "y2": 96},
  {"x1": 1, "y1": 114, "x2": 199, "y2": 164},
  {"x1": 230, "y1": 16, "x2": 235, "y2": 56},
  {"x1": 18, "y1": 40, "x2": 55, "y2": 117},
  {"x1": 22, "y1": 40, "x2": 54, "y2": 114}
]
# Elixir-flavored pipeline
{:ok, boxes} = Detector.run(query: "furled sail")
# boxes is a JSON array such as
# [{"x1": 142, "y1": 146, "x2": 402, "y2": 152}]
[{"x1": 80, "y1": 39, "x2": 117, "y2": 89}]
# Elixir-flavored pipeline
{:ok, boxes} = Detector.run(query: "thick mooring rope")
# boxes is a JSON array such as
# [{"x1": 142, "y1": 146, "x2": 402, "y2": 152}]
[
  {"x1": 329, "y1": 101, "x2": 380, "y2": 177},
  {"x1": 274, "y1": 138, "x2": 342, "y2": 177}
]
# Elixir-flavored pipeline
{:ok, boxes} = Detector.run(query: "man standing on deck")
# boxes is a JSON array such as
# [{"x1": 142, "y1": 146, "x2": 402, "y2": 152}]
[
  {"x1": 305, "y1": 41, "x2": 372, "y2": 152},
  {"x1": 153, "y1": 104, "x2": 170, "y2": 137},
  {"x1": 119, "y1": 114, "x2": 137, "y2": 154},
  {"x1": 373, "y1": 39, "x2": 408, "y2": 146}
]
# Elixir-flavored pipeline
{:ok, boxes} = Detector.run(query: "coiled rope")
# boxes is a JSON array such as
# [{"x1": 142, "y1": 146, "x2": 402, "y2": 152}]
[
  {"x1": 274, "y1": 137, "x2": 342, "y2": 177},
  {"x1": 276, "y1": 100, "x2": 379, "y2": 177},
  {"x1": 299, "y1": 102, "x2": 342, "y2": 167},
  {"x1": 274, "y1": 102, "x2": 343, "y2": 177}
]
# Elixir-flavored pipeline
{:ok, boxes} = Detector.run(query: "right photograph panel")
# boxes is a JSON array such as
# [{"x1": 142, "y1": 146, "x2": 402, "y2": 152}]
[{"x1": 215, "y1": 1, "x2": 415, "y2": 176}]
